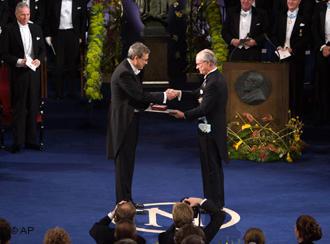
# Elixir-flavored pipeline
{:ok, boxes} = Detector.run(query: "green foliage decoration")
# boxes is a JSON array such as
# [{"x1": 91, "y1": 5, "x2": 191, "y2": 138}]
[
  {"x1": 84, "y1": 1, "x2": 106, "y2": 100},
  {"x1": 204, "y1": 0, "x2": 228, "y2": 71}
]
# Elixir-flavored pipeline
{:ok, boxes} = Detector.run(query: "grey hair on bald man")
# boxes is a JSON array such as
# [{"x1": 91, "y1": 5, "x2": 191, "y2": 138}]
[
  {"x1": 127, "y1": 42, "x2": 150, "y2": 59},
  {"x1": 196, "y1": 49, "x2": 217, "y2": 65},
  {"x1": 15, "y1": 2, "x2": 29, "y2": 13}
]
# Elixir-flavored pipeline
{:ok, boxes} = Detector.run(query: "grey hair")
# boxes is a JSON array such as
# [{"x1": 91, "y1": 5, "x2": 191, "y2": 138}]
[
  {"x1": 196, "y1": 49, "x2": 217, "y2": 65},
  {"x1": 127, "y1": 42, "x2": 150, "y2": 59},
  {"x1": 15, "y1": 2, "x2": 30, "y2": 13}
]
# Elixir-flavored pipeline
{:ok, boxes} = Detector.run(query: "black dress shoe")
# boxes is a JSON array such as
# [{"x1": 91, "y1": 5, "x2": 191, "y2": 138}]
[
  {"x1": 25, "y1": 143, "x2": 41, "y2": 151},
  {"x1": 10, "y1": 144, "x2": 21, "y2": 153}
]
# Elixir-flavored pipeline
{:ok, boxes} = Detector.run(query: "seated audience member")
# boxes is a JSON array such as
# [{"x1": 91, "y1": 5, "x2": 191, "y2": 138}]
[
  {"x1": 114, "y1": 219, "x2": 145, "y2": 244},
  {"x1": 181, "y1": 234, "x2": 205, "y2": 244},
  {"x1": 115, "y1": 238, "x2": 138, "y2": 244},
  {"x1": 0, "y1": 218, "x2": 11, "y2": 244},
  {"x1": 174, "y1": 224, "x2": 206, "y2": 244},
  {"x1": 43, "y1": 227, "x2": 71, "y2": 244},
  {"x1": 158, "y1": 197, "x2": 225, "y2": 244},
  {"x1": 89, "y1": 201, "x2": 146, "y2": 244},
  {"x1": 295, "y1": 215, "x2": 322, "y2": 244},
  {"x1": 243, "y1": 227, "x2": 265, "y2": 244},
  {"x1": 221, "y1": 0, "x2": 268, "y2": 61}
]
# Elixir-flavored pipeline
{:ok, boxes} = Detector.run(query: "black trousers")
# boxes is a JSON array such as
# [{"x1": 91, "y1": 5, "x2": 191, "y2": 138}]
[
  {"x1": 10, "y1": 68, "x2": 40, "y2": 146},
  {"x1": 115, "y1": 114, "x2": 139, "y2": 203},
  {"x1": 315, "y1": 52, "x2": 330, "y2": 123},
  {"x1": 198, "y1": 130, "x2": 224, "y2": 208},
  {"x1": 288, "y1": 55, "x2": 305, "y2": 117},
  {"x1": 53, "y1": 29, "x2": 80, "y2": 97}
]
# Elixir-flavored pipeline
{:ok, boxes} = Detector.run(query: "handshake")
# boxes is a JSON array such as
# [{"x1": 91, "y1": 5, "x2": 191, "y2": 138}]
[{"x1": 165, "y1": 89, "x2": 181, "y2": 101}]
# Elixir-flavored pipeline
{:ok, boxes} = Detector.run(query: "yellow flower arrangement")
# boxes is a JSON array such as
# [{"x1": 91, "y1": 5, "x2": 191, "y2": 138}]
[{"x1": 227, "y1": 112, "x2": 304, "y2": 162}]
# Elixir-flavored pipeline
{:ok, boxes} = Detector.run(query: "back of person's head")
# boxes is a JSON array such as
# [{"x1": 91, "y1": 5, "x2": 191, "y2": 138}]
[
  {"x1": 174, "y1": 223, "x2": 206, "y2": 244},
  {"x1": 181, "y1": 234, "x2": 205, "y2": 244},
  {"x1": 243, "y1": 227, "x2": 265, "y2": 244},
  {"x1": 114, "y1": 202, "x2": 136, "y2": 223},
  {"x1": 43, "y1": 227, "x2": 71, "y2": 244},
  {"x1": 115, "y1": 238, "x2": 138, "y2": 244},
  {"x1": 0, "y1": 218, "x2": 11, "y2": 244},
  {"x1": 295, "y1": 215, "x2": 322, "y2": 242},
  {"x1": 172, "y1": 202, "x2": 194, "y2": 228},
  {"x1": 114, "y1": 219, "x2": 137, "y2": 241}
]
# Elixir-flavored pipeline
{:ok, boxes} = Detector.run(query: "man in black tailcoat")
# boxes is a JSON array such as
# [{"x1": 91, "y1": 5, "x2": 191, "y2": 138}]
[
  {"x1": 9, "y1": 0, "x2": 46, "y2": 26},
  {"x1": 312, "y1": 0, "x2": 330, "y2": 124},
  {"x1": 44, "y1": 0, "x2": 87, "y2": 98},
  {"x1": 222, "y1": 0, "x2": 268, "y2": 61},
  {"x1": 107, "y1": 42, "x2": 176, "y2": 205},
  {"x1": 271, "y1": 0, "x2": 310, "y2": 116},
  {"x1": 169, "y1": 49, "x2": 229, "y2": 209},
  {"x1": 2, "y1": 2, "x2": 45, "y2": 153}
]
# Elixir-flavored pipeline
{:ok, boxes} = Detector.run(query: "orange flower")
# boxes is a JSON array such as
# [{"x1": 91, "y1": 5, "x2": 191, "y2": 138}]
[
  {"x1": 261, "y1": 114, "x2": 273, "y2": 122},
  {"x1": 242, "y1": 112, "x2": 254, "y2": 123}
]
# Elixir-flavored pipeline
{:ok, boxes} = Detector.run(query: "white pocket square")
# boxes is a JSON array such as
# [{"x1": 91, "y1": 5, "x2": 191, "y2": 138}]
[
  {"x1": 36, "y1": 37, "x2": 40, "y2": 40},
  {"x1": 256, "y1": 23, "x2": 261, "y2": 26},
  {"x1": 300, "y1": 23, "x2": 305, "y2": 27},
  {"x1": 77, "y1": 6, "x2": 81, "y2": 9}
]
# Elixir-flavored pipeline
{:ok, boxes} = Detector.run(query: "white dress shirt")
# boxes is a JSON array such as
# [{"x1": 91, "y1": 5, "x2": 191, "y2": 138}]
[
  {"x1": 285, "y1": 8, "x2": 299, "y2": 48},
  {"x1": 59, "y1": 0, "x2": 73, "y2": 30},
  {"x1": 239, "y1": 9, "x2": 252, "y2": 49},
  {"x1": 17, "y1": 21, "x2": 33, "y2": 67},
  {"x1": 325, "y1": 2, "x2": 330, "y2": 43}
]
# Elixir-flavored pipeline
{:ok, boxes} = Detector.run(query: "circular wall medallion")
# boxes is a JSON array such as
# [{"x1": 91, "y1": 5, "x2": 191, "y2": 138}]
[{"x1": 235, "y1": 71, "x2": 272, "y2": 105}]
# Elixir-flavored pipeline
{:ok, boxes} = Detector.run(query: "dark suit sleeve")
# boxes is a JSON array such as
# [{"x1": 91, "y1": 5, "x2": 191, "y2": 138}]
[
  {"x1": 89, "y1": 215, "x2": 112, "y2": 243},
  {"x1": 118, "y1": 71, "x2": 164, "y2": 105},
  {"x1": 158, "y1": 224, "x2": 175, "y2": 244},
  {"x1": 0, "y1": 0, "x2": 9, "y2": 29},
  {"x1": 184, "y1": 78, "x2": 221, "y2": 120},
  {"x1": 2, "y1": 25, "x2": 19, "y2": 66},
  {"x1": 221, "y1": 8, "x2": 237, "y2": 45},
  {"x1": 200, "y1": 199, "x2": 225, "y2": 243},
  {"x1": 312, "y1": 3, "x2": 325, "y2": 51}
]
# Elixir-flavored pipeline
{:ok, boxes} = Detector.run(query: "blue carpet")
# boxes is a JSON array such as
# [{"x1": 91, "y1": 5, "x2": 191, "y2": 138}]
[{"x1": 0, "y1": 99, "x2": 330, "y2": 244}]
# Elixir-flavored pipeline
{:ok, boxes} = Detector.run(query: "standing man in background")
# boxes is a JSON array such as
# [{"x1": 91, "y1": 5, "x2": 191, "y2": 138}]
[
  {"x1": 44, "y1": 0, "x2": 87, "y2": 99},
  {"x1": 9, "y1": 0, "x2": 46, "y2": 26},
  {"x1": 107, "y1": 42, "x2": 176, "y2": 207},
  {"x1": 2, "y1": 2, "x2": 45, "y2": 153},
  {"x1": 169, "y1": 49, "x2": 229, "y2": 209}
]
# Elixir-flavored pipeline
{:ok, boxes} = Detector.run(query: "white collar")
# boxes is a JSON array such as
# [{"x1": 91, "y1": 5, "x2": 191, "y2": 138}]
[
  {"x1": 17, "y1": 21, "x2": 29, "y2": 29},
  {"x1": 204, "y1": 67, "x2": 217, "y2": 79},
  {"x1": 287, "y1": 8, "x2": 299, "y2": 17},
  {"x1": 127, "y1": 58, "x2": 141, "y2": 75}
]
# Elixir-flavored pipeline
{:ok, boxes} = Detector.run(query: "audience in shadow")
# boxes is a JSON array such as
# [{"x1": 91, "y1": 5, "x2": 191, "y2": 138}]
[
  {"x1": 295, "y1": 215, "x2": 322, "y2": 244},
  {"x1": 243, "y1": 227, "x2": 265, "y2": 244},
  {"x1": 43, "y1": 226, "x2": 71, "y2": 244},
  {"x1": 0, "y1": 218, "x2": 11, "y2": 244}
]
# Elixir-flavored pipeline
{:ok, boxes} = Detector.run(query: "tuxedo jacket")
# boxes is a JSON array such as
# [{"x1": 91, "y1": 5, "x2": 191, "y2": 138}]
[
  {"x1": 107, "y1": 59, "x2": 164, "y2": 159},
  {"x1": 89, "y1": 215, "x2": 146, "y2": 244},
  {"x1": 44, "y1": 0, "x2": 87, "y2": 39},
  {"x1": 312, "y1": 1, "x2": 329, "y2": 51},
  {"x1": 158, "y1": 199, "x2": 226, "y2": 244},
  {"x1": 271, "y1": 9, "x2": 310, "y2": 57},
  {"x1": 222, "y1": 6, "x2": 268, "y2": 50},
  {"x1": 0, "y1": 0, "x2": 9, "y2": 29},
  {"x1": 273, "y1": 0, "x2": 315, "y2": 24},
  {"x1": 2, "y1": 22, "x2": 45, "y2": 69},
  {"x1": 183, "y1": 69, "x2": 229, "y2": 162}
]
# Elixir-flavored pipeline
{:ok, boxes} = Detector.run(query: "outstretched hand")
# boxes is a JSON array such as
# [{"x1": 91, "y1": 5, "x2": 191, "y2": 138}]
[
  {"x1": 169, "y1": 109, "x2": 185, "y2": 119},
  {"x1": 165, "y1": 89, "x2": 180, "y2": 101}
]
